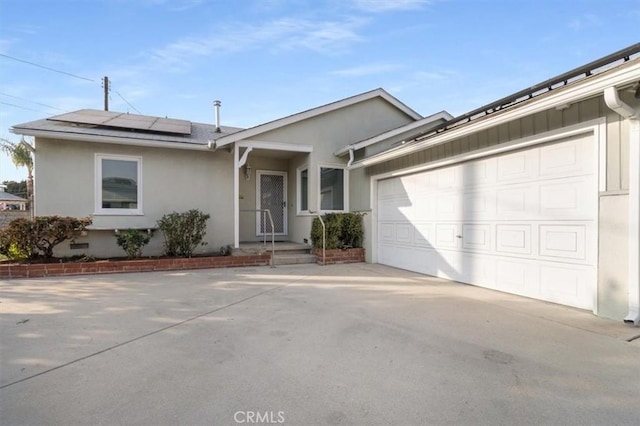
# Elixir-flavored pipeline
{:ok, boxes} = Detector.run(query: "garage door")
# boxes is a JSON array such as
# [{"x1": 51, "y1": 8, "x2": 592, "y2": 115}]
[{"x1": 377, "y1": 135, "x2": 597, "y2": 309}]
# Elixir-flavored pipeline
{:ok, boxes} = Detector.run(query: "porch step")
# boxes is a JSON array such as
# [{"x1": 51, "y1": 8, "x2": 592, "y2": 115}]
[
  {"x1": 272, "y1": 254, "x2": 317, "y2": 265},
  {"x1": 233, "y1": 242, "x2": 316, "y2": 266}
]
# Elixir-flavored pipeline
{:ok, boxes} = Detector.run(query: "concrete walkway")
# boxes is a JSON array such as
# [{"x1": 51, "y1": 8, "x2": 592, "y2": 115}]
[{"x1": 1, "y1": 263, "x2": 639, "y2": 425}]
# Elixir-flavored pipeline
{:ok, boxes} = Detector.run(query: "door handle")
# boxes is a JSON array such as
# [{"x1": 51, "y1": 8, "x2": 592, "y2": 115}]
[
  {"x1": 282, "y1": 200, "x2": 287, "y2": 208},
  {"x1": 455, "y1": 235, "x2": 462, "y2": 239}
]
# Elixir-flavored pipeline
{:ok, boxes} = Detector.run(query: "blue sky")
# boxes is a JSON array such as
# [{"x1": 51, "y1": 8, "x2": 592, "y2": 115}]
[{"x1": 1, "y1": 0, "x2": 638, "y2": 182}]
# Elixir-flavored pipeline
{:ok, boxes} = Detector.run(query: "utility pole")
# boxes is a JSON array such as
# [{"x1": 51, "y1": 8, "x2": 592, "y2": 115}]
[{"x1": 102, "y1": 76, "x2": 109, "y2": 111}]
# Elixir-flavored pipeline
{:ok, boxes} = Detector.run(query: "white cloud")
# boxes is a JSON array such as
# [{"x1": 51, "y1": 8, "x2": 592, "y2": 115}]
[
  {"x1": 387, "y1": 69, "x2": 455, "y2": 93},
  {"x1": 331, "y1": 62, "x2": 404, "y2": 76},
  {"x1": 148, "y1": 17, "x2": 367, "y2": 69},
  {"x1": 350, "y1": 0, "x2": 433, "y2": 13},
  {"x1": 568, "y1": 14, "x2": 602, "y2": 31},
  {"x1": 143, "y1": 0, "x2": 204, "y2": 11}
]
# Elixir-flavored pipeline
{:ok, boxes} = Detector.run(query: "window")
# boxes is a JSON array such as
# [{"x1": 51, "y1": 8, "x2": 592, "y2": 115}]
[
  {"x1": 320, "y1": 166, "x2": 346, "y2": 211},
  {"x1": 297, "y1": 166, "x2": 309, "y2": 213},
  {"x1": 95, "y1": 154, "x2": 142, "y2": 215}
]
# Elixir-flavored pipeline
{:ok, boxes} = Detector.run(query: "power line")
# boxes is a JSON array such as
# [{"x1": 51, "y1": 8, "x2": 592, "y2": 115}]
[
  {"x1": 0, "y1": 53, "x2": 97, "y2": 82},
  {"x1": 0, "y1": 92, "x2": 67, "y2": 112},
  {"x1": 112, "y1": 89, "x2": 142, "y2": 114},
  {"x1": 0, "y1": 101, "x2": 55, "y2": 116},
  {"x1": 1, "y1": 53, "x2": 142, "y2": 115}
]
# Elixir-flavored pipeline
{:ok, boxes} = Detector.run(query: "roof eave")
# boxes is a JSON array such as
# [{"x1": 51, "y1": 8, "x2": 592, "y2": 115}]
[
  {"x1": 10, "y1": 128, "x2": 211, "y2": 151},
  {"x1": 213, "y1": 88, "x2": 423, "y2": 148},
  {"x1": 334, "y1": 110, "x2": 453, "y2": 157}
]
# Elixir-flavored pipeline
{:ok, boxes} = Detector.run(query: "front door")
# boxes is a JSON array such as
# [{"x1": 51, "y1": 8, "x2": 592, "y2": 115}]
[{"x1": 256, "y1": 171, "x2": 287, "y2": 236}]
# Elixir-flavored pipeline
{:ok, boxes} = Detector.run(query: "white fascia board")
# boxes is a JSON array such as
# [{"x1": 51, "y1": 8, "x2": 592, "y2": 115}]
[
  {"x1": 10, "y1": 128, "x2": 210, "y2": 151},
  {"x1": 334, "y1": 111, "x2": 452, "y2": 156},
  {"x1": 352, "y1": 61, "x2": 640, "y2": 169},
  {"x1": 238, "y1": 139, "x2": 313, "y2": 152},
  {"x1": 214, "y1": 89, "x2": 422, "y2": 149}
]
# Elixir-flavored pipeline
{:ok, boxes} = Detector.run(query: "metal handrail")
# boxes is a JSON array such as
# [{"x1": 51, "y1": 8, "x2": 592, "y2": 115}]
[
  {"x1": 309, "y1": 211, "x2": 325, "y2": 266},
  {"x1": 240, "y1": 209, "x2": 275, "y2": 267}
]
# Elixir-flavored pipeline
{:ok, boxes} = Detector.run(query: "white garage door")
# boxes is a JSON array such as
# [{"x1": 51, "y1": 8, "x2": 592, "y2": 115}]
[{"x1": 377, "y1": 135, "x2": 598, "y2": 309}]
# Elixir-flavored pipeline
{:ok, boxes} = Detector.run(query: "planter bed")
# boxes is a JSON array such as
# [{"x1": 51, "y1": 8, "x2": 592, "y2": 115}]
[
  {"x1": 0, "y1": 254, "x2": 271, "y2": 279},
  {"x1": 311, "y1": 247, "x2": 364, "y2": 265}
]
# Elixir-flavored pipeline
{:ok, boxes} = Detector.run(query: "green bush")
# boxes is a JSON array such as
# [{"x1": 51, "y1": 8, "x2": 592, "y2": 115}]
[
  {"x1": 0, "y1": 216, "x2": 92, "y2": 259},
  {"x1": 310, "y1": 212, "x2": 363, "y2": 249},
  {"x1": 157, "y1": 209, "x2": 210, "y2": 257},
  {"x1": 116, "y1": 229, "x2": 151, "y2": 258}
]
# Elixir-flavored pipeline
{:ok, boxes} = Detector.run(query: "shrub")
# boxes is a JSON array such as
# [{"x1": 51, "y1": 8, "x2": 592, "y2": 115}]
[
  {"x1": 310, "y1": 212, "x2": 363, "y2": 249},
  {"x1": 116, "y1": 229, "x2": 151, "y2": 258},
  {"x1": 0, "y1": 216, "x2": 92, "y2": 259},
  {"x1": 157, "y1": 209, "x2": 210, "y2": 257}
]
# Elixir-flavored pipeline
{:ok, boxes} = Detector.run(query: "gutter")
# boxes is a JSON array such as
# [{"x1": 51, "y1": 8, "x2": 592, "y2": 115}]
[
  {"x1": 11, "y1": 128, "x2": 211, "y2": 151},
  {"x1": 351, "y1": 60, "x2": 640, "y2": 169},
  {"x1": 334, "y1": 111, "x2": 453, "y2": 157},
  {"x1": 604, "y1": 86, "x2": 640, "y2": 326}
]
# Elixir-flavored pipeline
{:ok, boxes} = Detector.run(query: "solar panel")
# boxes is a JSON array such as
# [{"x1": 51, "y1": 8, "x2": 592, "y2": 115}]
[{"x1": 49, "y1": 109, "x2": 192, "y2": 135}]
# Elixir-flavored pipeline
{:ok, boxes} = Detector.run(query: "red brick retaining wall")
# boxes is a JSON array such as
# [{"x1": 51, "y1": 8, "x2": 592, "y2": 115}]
[
  {"x1": 0, "y1": 254, "x2": 271, "y2": 279},
  {"x1": 312, "y1": 248, "x2": 364, "y2": 265}
]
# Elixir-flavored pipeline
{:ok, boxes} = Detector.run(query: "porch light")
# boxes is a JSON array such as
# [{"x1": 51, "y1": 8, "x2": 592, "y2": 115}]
[{"x1": 244, "y1": 164, "x2": 252, "y2": 181}]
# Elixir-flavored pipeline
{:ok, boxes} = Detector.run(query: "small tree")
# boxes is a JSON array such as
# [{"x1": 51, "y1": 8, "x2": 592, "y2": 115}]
[
  {"x1": 157, "y1": 209, "x2": 210, "y2": 257},
  {"x1": 1, "y1": 138, "x2": 34, "y2": 216},
  {"x1": 0, "y1": 216, "x2": 92, "y2": 259},
  {"x1": 116, "y1": 229, "x2": 151, "y2": 258}
]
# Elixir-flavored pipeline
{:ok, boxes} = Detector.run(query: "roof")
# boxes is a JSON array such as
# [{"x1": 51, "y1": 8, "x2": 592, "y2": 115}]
[
  {"x1": 352, "y1": 44, "x2": 640, "y2": 169},
  {"x1": 11, "y1": 110, "x2": 244, "y2": 151},
  {"x1": 211, "y1": 88, "x2": 423, "y2": 149},
  {"x1": 0, "y1": 191, "x2": 27, "y2": 202},
  {"x1": 334, "y1": 110, "x2": 452, "y2": 156}
]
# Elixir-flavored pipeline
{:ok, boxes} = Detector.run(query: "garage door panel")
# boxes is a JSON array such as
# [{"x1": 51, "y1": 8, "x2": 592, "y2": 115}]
[
  {"x1": 497, "y1": 150, "x2": 537, "y2": 182},
  {"x1": 436, "y1": 167, "x2": 459, "y2": 190},
  {"x1": 380, "y1": 198, "x2": 410, "y2": 221},
  {"x1": 539, "y1": 177, "x2": 596, "y2": 220},
  {"x1": 462, "y1": 224, "x2": 492, "y2": 251},
  {"x1": 539, "y1": 224, "x2": 586, "y2": 261},
  {"x1": 496, "y1": 224, "x2": 532, "y2": 255},
  {"x1": 377, "y1": 135, "x2": 596, "y2": 310},
  {"x1": 379, "y1": 223, "x2": 395, "y2": 243},
  {"x1": 540, "y1": 265, "x2": 592, "y2": 309},
  {"x1": 462, "y1": 158, "x2": 496, "y2": 187},
  {"x1": 495, "y1": 259, "x2": 539, "y2": 295},
  {"x1": 435, "y1": 224, "x2": 459, "y2": 249},
  {"x1": 539, "y1": 138, "x2": 594, "y2": 178},
  {"x1": 436, "y1": 195, "x2": 458, "y2": 218},
  {"x1": 414, "y1": 224, "x2": 434, "y2": 248},
  {"x1": 395, "y1": 223, "x2": 413, "y2": 244},
  {"x1": 496, "y1": 185, "x2": 535, "y2": 218},
  {"x1": 463, "y1": 190, "x2": 496, "y2": 219}
]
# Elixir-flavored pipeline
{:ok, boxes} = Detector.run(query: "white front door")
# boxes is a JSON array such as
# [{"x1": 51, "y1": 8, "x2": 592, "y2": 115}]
[
  {"x1": 376, "y1": 134, "x2": 598, "y2": 310},
  {"x1": 256, "y1": 171, "x2": 287, "y2": 236}
]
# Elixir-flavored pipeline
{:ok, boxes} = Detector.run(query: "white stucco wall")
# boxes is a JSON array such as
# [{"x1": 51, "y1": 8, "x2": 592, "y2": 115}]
[
  {"x1": 34, "y1": 138, "x2": 234, "y2": 257},
  {"x1": 250, "y1": 97, "x2": 416, "y2": 245}
]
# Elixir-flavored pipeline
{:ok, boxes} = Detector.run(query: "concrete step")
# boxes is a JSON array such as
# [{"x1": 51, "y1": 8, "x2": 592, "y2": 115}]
[{"x1": 272, "y1": 254, "x2": 317, "y2": 266}]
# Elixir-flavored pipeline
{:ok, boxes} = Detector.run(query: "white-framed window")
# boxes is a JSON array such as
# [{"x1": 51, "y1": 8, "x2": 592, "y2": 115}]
[
  {"x1": 319, "y1": 164, "x2": 347, "y2": 212},
  {"x1": 297, "y1": 165, "x2": 309, "y2": 214},
  {"x1": 95, "y1": 154, "x2": 143, "y2": 215}
]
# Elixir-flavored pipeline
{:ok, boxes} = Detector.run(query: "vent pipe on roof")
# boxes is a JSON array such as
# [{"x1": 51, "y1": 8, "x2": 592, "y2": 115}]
[{"x1": 214, "y1": 100, "x2": 221, "y2": 132}]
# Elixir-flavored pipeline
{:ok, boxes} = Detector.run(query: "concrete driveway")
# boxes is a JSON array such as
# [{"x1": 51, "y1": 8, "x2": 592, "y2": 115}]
[{"x1": 1, "y1": 263, "x2": 639, "y2": 425}]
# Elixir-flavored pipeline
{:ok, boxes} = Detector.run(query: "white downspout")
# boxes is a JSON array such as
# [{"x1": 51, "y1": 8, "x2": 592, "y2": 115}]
[
  {"x1": 233, "y1": 143, "x2": 240, "y2": 249},
  {"x1": 604, "y1": 86, "x2": 640, "y2": 325},
  {"x1": 347, "y1": 147, "x2": 355, "y2": 167}
]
